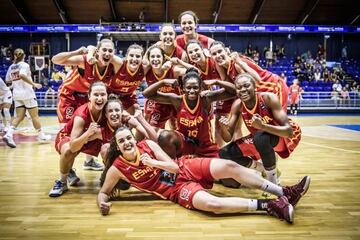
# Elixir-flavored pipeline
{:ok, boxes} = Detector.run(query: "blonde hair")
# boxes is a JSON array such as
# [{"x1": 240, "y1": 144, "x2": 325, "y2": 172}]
[{"x1": 14, "y1": 48, "x2": 25, "y2": 63}]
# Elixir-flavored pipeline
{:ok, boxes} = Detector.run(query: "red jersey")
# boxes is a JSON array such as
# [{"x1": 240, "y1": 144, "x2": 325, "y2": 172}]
[
  {"x1": 101, "y1": 121, "x2": 116, "y2": 144},
  {"x1": 112, "y1": 140, "x2": 177, "y2": 200},
  {"x1": 166, "y1": 45, "x2": 185, "y2": 59},
  {"x1": 60, "y1": 55, "x2": 114, "y2": 93},
  {"x1": 176, "y1": 95, "x2": 219, "y2": 156},
  {"x1": 240, "y1": 93, "x2": 301, "y2": 158},
  {"x1": 109, "y1": 61, "x2": 144, "y2": 96},
  {"x1": 192, "y1": 57, "x2": 220, "y2": 80},
  {"x1": 239, "y1": 55, "x2": 288, "y2": 110},
  {"x1": 226, "y1": 60, "x2": 239, "y2": 83},
  {"x1": 145, "y1": 66, "x2": 180, "y2": 94},
  {"x1": 289, "y1": 84, "x2": 301, "y2": 104},
  {"x1": 176, "y1": 34, "x2": 211, "y2": 49},
  {"x1": 55, "y1": 103, "x2": 105, "y2": 156}
]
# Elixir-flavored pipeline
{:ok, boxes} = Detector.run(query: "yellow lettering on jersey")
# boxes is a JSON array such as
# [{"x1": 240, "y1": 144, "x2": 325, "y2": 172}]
[
  {"x1": 115, "y1": 79, "x2": 141, "y2": 87},
  {"x1": 132, "y1": 166, "x2": 156, "y2": 180},
  {"x1": 179, "y1": 116, "x2": 203, "y2": 127}
]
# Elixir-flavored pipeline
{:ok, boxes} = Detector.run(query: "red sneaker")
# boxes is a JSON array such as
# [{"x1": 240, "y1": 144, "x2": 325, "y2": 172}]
[
  {"x1": 267, "y1": 196, "x2": 294, "y2": 223},
  {"x1": 283, "y1": 176, "x2": 311, "y2": 206}
]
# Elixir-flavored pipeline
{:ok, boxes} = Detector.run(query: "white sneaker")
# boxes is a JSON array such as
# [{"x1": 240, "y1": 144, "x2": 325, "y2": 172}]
[
  {"x1": 38, "y1": 133, "x2": 52, "y2": 143},
  {"x1": 67, "y1": 168, "x2": 80, "y2": 186},
  {"x1": 3, "y1": 134, "x2": 16, "y2": 148},
  {"x1": 49, "y1": 180, "x2": 68, "y2": 197}
]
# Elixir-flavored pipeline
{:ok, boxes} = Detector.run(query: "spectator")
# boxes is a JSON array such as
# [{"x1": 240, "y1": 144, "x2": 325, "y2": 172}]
[
  {"x1": 317, "y1": 44, "x2": 325, "y2": 58},
  {"x1": 330, "y1": 70, "x2": 338, "y2": 82},
  {"x1": 245, "y1": 43, "x2": 252, "y2": 57},
  {"x1": 252, "y1": 48, "x2": 259, "y2": 64},
  {"x1": 0, "y1": 45, "x2": 6, "y2": 58},
  {"x1": 139, "y1": 8, "x2": 145, "y2": 22},
  {"x1": 278, "y1": 44, "x2": 285, "y2": 59},
  {"x1": 5, "y1": 44, "x2": 13, "y2": 61},
  {"x1": 331, "y1": 88, "x2": 340, "y2": 105},
  {"x1": 323, "y1": 68, "x2": 330, "y2": 81},
  {"x1": 304, "y1": 63, "x2": 314, "y2": 81},
  {"x1": 332, "y1": 80, "x2": 342, "y2": 93},
  {"x1": 294, "y1": 55, "x2": 302, "y2": 65},
  {"x1": 340, "y1": 86, "x2": 350, "y2": 106},
  {"x1": 40, "y1": 64, "x2": 49, "y2": 85},
  {"x1": 44, "y1": 84, "x2": 56, "y2": 108},
  {"x1": 51, "y1": 68, "x2": 62, "y2": 82},
  {"x1": 341, "y1": 46, "x2": 347, "y2": 59},
  {"x1": 314, "y1": 68, "x2": 321, "y2": 81},
  {"x1": 350, "y1": 81, "x2": 359, "y2": 93},
  {"x1": 265, "y1": 47, "x2": 273, "y2": 68}
]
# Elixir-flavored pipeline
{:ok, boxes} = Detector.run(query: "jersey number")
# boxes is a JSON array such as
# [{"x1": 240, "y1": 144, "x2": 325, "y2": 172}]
[{"x1": 187, "y1": 130, "x2": 198, "y2": 138}]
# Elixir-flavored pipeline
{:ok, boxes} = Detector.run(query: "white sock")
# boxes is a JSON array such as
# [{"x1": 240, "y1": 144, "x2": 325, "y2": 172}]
[
  {"x1": 265, "y1": 168, "x2": 278, "y2": 184},
  {"x1": 6, "y1": 126, "x2": 15, "y2": 135},
  {"x1": 260, "y1": 180, "x2": 284, "y2": 196},
  {"x1": 60, "y1": 173, "x2": 68, "y2": 183},
  {"x1": 248, "y1": 199, "x2": 258, "y2": 211},
  {"x1": 0, "y1": 111, "x2": 4, "y2": 126},
  {"x1": 3, "y1": 108, "x2": 11, "y2": 127}
]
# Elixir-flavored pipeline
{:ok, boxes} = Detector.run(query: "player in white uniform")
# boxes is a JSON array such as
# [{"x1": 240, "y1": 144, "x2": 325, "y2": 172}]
[
  {"x1": 3, "y1": 48, "x2": 51, "y2": 148},
  {"x1": 0, "y1": 77, "x2": 12, "y2": 132}
]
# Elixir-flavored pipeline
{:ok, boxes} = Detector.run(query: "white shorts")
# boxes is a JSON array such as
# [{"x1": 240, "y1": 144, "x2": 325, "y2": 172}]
[
  {"x1": 0, "y1": 91, "x2": 13, "y2": 105},
  {"x1": 14, "y1": 98, "x2": 38, "y2": 109}
]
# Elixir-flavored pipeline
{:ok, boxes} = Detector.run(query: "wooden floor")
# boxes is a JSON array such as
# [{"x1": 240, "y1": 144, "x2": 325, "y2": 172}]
[{"x1": 0, "y1": 114, "x2": 360, "y2": 240}]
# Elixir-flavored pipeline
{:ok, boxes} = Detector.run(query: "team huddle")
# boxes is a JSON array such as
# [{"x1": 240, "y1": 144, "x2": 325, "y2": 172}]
[{"x1": 1, "y1": 11, "x2": 310, "y2": 224}]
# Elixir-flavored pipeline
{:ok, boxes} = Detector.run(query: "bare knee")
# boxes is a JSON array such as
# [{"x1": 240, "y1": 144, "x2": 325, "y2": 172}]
[{"x1": 204, "y1": 198, "x2": 223, "y2": 214}]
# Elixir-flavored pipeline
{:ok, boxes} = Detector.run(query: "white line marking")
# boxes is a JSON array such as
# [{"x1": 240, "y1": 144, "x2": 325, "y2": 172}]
[{"x1": 302, "y1": 141, "x2": 360, "y2": 154}]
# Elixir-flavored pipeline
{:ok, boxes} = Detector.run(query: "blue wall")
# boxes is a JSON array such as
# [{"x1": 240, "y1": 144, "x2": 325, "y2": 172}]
[{"x1": 0, "y1": 32, "x2": 359, "y2": 60}]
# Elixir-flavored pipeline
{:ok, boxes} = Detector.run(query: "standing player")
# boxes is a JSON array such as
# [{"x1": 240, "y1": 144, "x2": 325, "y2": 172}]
[
  {"x1": 52, "y1": 39, "x2": 121, "y2": 171},
  {"x1": 98, "y1": 126, "x2": 311, "y2": 224},
  {"x1": 0, "y1": 77, "x2": 12, "y2": 132},
  {"x1": 289, "y1": 79, "x2": 302, "y2": 115},
  {"x1": 176, "y1": 11, "x2": 214, "y2": 50},
  {"x1": 143, "y1": 69, "x2": 235, "y2": 157},
  {"x1": 219, "y1": 74, "x2": 302, "y2": 186},
  {"x1": 158, "y1": 23, "x2": 187, "y2": 60},
  {"x1": 3, "y1": 48, "x2": 51, "y2": 148}
]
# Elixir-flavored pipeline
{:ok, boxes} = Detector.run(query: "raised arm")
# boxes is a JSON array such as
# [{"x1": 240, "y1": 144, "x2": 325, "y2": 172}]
[
  {"x1": 231, "y1": 52, "x2": 261, "y2": 83},
  {"x1": 203, "y1": 79, "x2": 236, "y2": 104},
  {"x1": 141, "y1": 140, "x2": 179, "y2": 174},
  {"x1": 134, "y1": 109, "x2": 158, "y2": 141},
  {"x1": 142, "y1": 79, "x2": 182, "y2": 109},
  {"x1": 51, "y1": 46, "x2": 87, "y2": 67},
  {"x1": 254, "y1": 93, "x2": 293, "y2": 138}
]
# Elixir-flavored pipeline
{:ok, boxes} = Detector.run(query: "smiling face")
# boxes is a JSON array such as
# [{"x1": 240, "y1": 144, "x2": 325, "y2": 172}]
[
  {"x1": 183, "y1": 77, "x2": 200, "y2": 101},
  {"x1": 89, "y1": 85, "x2": 108, "y2": 111},
  {"x1": 149, "y1": 47, "x2": 164, "y2": 69},
  {"x1": 97, "y1": 42, "x2": 114, "y2": 66},
  {"x1": 160, "y1": 25, "x2": 176, "y2": 47},
  {"x1": 210, "y1": 43, "x2": 229, "y2": 66},
  {"x1": 234, "y1": 76, "x2": 256, "y2": 102},
  {"x1": 106, "y1": 101, "x2": 123, "y2": 128},
  {"x1": 115, "y1": 128, "x2": 137, "y2": 157},
  {"x1": 180, "y1": 14, "x2": 196, "y2": 36},
  {"x1": 126, "y1": 48, "x2": 143, "y2": 71},
  {"x1": 186, "y1": 42, "x2": 204, "y2": 63}
]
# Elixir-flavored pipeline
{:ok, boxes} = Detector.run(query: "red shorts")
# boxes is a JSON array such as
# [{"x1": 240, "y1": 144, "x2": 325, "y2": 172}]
[
  {"x1": 235, "y1": 122, "x2": 301, "y2": 159},
  {"x1": 57, "y1": 89, "x2": 88, "y2": 124},
  {"x1": 290, "y1": 94, "x2": 300, "y2": 105},
  {"x1": 119, "y1": 93, "x2": 138, "y2": 110},
  {"x1": 144, "y1": 100, "x2": 177, "y2": 128},
  {"x1": 55, "y1": 131, "x2": 102, "y2": 157},
  {"x1": 174, "y1": 157, "x2": 214, "y2": 209},
  {"x1": 216, "y1": 99, "x2": 234, "y2": 115}
]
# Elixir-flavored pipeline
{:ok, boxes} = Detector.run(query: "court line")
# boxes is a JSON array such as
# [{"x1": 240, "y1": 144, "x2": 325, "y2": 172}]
[{"x1": 302, "y1": 141, "x2": 360, "y2": 154}]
